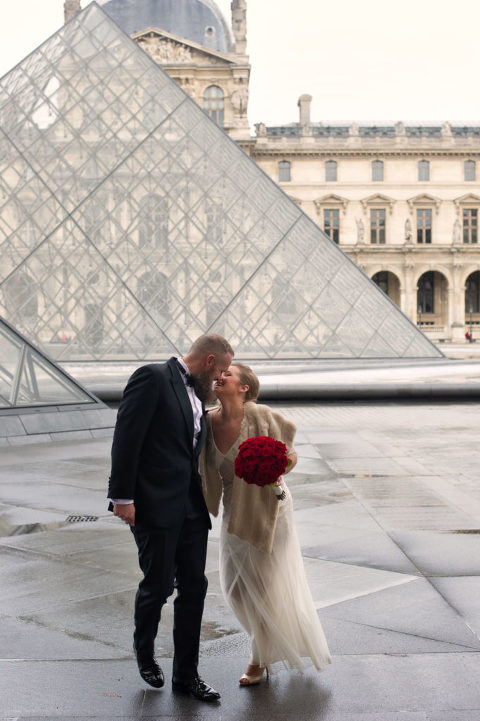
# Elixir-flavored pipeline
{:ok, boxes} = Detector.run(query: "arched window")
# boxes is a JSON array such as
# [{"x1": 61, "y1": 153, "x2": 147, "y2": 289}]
[
  {"x1": 325, "y1": 160, "x2": 337, "y2": 181},
  {"x1": 465, "y1": 160, "x2": 476, "y2": 181},
  {"x1": 137, "y1": 270, "x2": 170, "y2": 319},
  {"x1": 2, "y1": 271, "x2": 38, "y2": 326},
  {"x1": 466, "y1": 271, "x2": 480, "y2": 313},
  {"x1": 372, "y1": 160, "x2": 384, "y2": 181},
  {"x1": 278, "y1": 160, "x2": 291, "y2": 182},
  {"x1": 417, "y1": 271, "x2": 434, "y2": 313},
  {"x1": 203, "y1": 85, "x2": 224, "y2": 126},
  {"x1": 139, "y1": 195, "x2": 168, "y2": 250},
  {"x1": 418, "y1": 160, "x2": 430, "y2": 181}
]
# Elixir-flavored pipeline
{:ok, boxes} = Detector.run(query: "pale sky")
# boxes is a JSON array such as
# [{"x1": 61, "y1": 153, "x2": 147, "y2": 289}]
[{"x1": 1, "y1": 0, "x2": 480, "y2": 128}]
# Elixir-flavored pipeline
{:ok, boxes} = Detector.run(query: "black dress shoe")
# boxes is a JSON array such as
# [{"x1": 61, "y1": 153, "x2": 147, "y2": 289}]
[
  {"x1": 172, "y1": 676, "x2": 221, "y2": 702},
  {"x1": 137, "y1": 658, "x2": 164, "y2": 688}
]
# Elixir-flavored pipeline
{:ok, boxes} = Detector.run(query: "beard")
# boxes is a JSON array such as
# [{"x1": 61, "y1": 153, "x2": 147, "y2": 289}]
[{"x1": 192, "y1": 371, "x2": 217, "y2": 404}]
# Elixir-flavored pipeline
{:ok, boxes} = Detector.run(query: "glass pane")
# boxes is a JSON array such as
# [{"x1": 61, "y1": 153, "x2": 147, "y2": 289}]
[
  {"x1": 16, "y1": 350, "x2": 90, "y2": 405},
  {"x1": 0, "y1": 327, "x2": 22, "y2": 404},
  {"x1": 0, "y1": 318, "x2": 95, "y2": 408},
  {"x1": 0, "y1": 3, "x2": 442, "y2": 361}
]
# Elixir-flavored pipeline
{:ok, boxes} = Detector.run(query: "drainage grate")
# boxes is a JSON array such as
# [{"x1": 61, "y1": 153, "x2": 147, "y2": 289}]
[
  {"x1": 66, "y1": 514, "x2": 99, "y2": 523},
  {"x1": 448, "y1": 529, "x2": 480, "y2": 534}
]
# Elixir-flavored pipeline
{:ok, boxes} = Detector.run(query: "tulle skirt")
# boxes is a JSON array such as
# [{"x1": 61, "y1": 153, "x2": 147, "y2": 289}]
[{"x1": 219, "y1": 488, "x2": 331, "y2": 672}]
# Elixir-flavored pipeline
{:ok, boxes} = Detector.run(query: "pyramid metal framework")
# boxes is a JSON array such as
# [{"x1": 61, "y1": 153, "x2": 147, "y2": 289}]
[
  {"x1": 0, "y1": 316, "x2": 99, "y2": 408},
  {"x1": 0, "y1": 3, "x2": 442, "y2": 361}
]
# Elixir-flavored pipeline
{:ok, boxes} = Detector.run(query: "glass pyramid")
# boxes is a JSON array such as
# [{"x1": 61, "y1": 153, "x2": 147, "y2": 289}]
[
  {"x1": 0, "y1": 3, "x2": 442, "y2": 360},
  {"x1": 0, "y1": 316, "x2": 98, "y2": 407}
]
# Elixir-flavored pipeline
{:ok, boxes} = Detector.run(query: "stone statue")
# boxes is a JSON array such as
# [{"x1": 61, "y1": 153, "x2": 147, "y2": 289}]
[
  {"x1": 442, "y1": 121, "x2": 452, "y2": 138},
  {"x1": 405, "y1": 218, "x2": 413, "y2": 243},
  {"x1": 231, "y1": 85, "x2": 249, "y2": 116},
  {"x1": 255, "y1": 122, "x2": 267, "y2": 137},
  {"x1": 231, "y1": 0, "x2": 247, "y2": 42},
  {"x1": 64, "y1": 0, "x2": 81, "y2": 23},
  {"x1": 453, "y1": 218, "x2": 461, "y2": 244},
  {"x1": 356, "y1": 218, "x2": 365, "y2": 244},
  {"x1": 395, "y1": 121, "x2": 406, "y2": 136}
]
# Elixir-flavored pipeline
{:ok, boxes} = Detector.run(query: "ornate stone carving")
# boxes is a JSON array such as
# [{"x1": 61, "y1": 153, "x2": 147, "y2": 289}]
[
  {"x1": 231, "y1": 84, "x2": 249, "y2": 116},
  {"x1": 138, "y1": 37, "x2": 193, "y2": 64},
  {"x1": 255, "y1": 122, "x2": 267, "y2": 137},
  {"x1": 64, "y1": 0, "x2": 81, "y2": 23},
  {"x1": 232, "y1": 0, "x2": 247, "y2": 44},
  {"x1": 180, "y1": 77, "x2": 196, "y2": 100}
]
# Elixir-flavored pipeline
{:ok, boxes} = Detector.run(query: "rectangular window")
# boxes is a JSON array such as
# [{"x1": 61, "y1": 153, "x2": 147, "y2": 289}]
[
  {"x1": 370, "y1": 209, "x2": 386, "y2": 244},
  {"x1": 325, "y1": 160, "x2": 337, "y2": 181},
  {"x1": 418, "y1": 160, "x2": 430, "y2": 181},
  {"x1": 279, "y1": 160, "x2": 291, "y2": 182},
  {"x1": 463, "y1": 209, "x2": 478, "y2": 244},
  {"x1": 372, "y1": 160, "x2": 383, "y2": 181},
  {"x1": 416, "y1": 208, "x2": 432, "y2": 244},
  {"x1": 324, "y1": 209, "x2": 339, "y2": 243},
  {"x1": 465, "y1": 160, "x2": 476, "y2": 181}
]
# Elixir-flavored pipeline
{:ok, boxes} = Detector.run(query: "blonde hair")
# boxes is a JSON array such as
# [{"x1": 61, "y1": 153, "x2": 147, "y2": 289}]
[{"x1": 232, "y1": 362, "x2": 259, "y2": 402}]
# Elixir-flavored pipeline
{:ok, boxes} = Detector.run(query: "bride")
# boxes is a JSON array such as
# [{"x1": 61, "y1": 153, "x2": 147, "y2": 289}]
[{"x1": 201, "y1": 362, "x2": 331, "y2": 685}]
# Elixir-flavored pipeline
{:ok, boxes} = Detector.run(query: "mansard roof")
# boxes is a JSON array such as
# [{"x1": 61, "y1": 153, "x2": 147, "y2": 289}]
[
  {"x1": 98, "y1": 0, "x2": 233, "y2": 52},
  {"x1": 264, "y1": 122, "x2": 480, "y2": 139}
]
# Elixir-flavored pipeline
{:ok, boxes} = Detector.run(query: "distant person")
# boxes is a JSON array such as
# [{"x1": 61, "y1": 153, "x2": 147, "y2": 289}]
[
  {"x1": 201, "y1": 363, "x2": 331, "y2": 685},
  {"x1": 108, "y1": 334, "x2": 234, "y2": 702}
]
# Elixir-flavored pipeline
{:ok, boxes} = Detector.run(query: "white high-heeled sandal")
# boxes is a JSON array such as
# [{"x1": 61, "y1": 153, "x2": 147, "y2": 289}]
[{"x1": 239, "y1": 665, "x2": 268, "y2": 686}]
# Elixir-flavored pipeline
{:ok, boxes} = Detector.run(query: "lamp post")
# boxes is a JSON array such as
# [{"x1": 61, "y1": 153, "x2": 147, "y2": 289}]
[
  {"x1": 417, "y1": 303, "x2": 422, "y2": 327},
  {"x1": 469, "y1": 304, "x2": 474, "y2": 343}
]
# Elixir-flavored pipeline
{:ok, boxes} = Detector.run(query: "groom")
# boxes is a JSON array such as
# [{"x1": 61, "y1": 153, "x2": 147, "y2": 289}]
[{"x1": 108, "y1": 334, "x2": 234, "y2": 702}]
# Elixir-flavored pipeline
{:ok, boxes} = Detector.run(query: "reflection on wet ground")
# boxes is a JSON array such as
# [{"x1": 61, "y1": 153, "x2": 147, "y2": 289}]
[{"x1": 0, "y1": 400, "x2": 480, "y2": 719}]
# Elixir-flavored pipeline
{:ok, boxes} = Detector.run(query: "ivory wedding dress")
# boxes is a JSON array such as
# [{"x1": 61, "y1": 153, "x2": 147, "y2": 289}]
[{"x1": 212, "y1": 438, "x2": 331, "y2": 673}]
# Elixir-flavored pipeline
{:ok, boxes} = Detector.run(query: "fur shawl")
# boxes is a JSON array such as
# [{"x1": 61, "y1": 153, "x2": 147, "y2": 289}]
[{"x1": 200, "y1": 401, "x2": 296, "y2": 553}]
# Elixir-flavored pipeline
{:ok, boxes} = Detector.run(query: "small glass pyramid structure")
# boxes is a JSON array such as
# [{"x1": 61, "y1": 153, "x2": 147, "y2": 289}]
[
  {"x1": 0, "y1": 316, "x2": 98, "y2": 407},
  {"x1": 0, "y1": 3, "x2": 442, "y2": 360}
]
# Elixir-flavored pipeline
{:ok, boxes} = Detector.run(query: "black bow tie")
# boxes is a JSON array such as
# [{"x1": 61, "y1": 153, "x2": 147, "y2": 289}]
[{"x1": 178, "y1": 363, "x2": 194, "y2": 387}]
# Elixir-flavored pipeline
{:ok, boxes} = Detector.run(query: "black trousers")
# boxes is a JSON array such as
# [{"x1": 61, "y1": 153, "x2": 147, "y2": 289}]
[{"x1": 132, "y1": 515, "x2": 209, "y2": 681}]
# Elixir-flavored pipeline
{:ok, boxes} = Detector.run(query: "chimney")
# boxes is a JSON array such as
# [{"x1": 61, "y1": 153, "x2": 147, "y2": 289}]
[
  {"x1": 64, "y1": 0, "x2": 81, "y2": 23},
  {"x1": 298, "y1": 94, "x2": 312, "y2": 129},
  {"x1": 231, "y1": 0, "x2": 247, "y2": 54}
]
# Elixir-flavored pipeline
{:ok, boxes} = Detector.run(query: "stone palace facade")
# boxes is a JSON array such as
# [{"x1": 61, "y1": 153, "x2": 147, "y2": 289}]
[{"x1": 65, "y1": 0, "x2": 480, "y2": 343}]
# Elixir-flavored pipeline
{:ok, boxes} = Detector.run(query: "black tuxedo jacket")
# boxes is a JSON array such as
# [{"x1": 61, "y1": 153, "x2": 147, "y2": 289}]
[{"x1": 108, "y1": 358, "x2": 210, "y2": 529}]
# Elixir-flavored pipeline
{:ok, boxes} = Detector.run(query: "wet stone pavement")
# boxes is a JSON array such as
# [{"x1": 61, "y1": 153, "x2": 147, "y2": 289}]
[{"x1": 0, "y1": 400, "x2": 480, "y2": 720}]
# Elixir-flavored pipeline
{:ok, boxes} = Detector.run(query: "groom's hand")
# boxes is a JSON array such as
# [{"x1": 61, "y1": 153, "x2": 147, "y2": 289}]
[{"x1": 113, "y1": 502, "x2": 135, "y2": 526}]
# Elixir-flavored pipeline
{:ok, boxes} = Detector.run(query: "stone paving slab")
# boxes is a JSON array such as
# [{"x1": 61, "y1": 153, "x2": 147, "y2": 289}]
[
  {"x1": 320, "y1": 580, "x2": 480, "y2": 650},
  {"x1": 0, "y1": 401, "x2": 480, "y2": 719},
  {"x1": 0, "y1": 655, "x2": 479, "y2": 719},
  {"x1": 390, "y1": 531, "x2": 480, "y2": 575}
]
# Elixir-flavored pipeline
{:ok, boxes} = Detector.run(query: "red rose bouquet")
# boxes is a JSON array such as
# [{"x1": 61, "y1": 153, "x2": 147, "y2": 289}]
[{"x1": 234, "y1": 436, "x2": 289, "y2": 500}]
